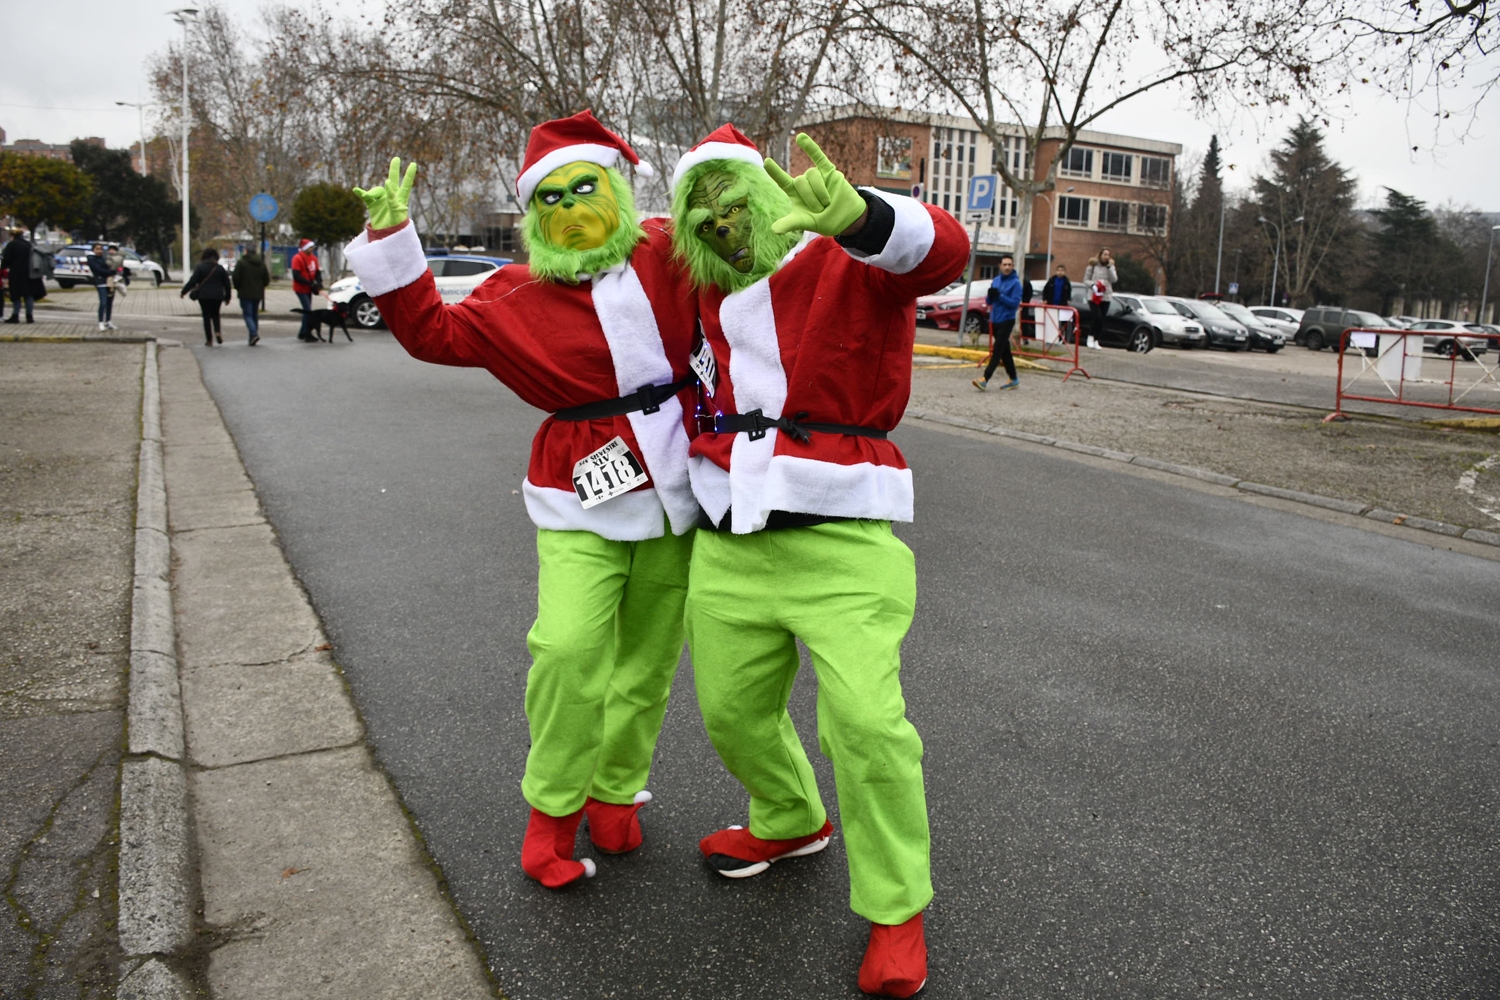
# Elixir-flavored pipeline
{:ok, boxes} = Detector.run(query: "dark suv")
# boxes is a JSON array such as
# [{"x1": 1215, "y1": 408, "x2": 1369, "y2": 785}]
[{"x1": 1295, "y1": 307, "x2": 1392, "y2": 350}]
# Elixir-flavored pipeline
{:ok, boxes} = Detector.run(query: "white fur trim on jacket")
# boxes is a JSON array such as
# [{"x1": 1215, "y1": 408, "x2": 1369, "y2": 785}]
[
  {"x1": 590, "y1": 265, "x2": 699, "y2": 536},
  {"x1": 718, "y1": 278, "x2": 787, "y2": 534},
  {"x1": 343, "y1": 222, "x2": 427, "y2": 297},
  {"x1": 522, "y1": 480, "x2": 668, "y2": 540},
  {"x1": 688, "y1": 454, "x2": 731, "y2": 526},
  {"x1": 516, "y1": 143, "x2": 623, "y2": 207},
  {"x1": 671, "y1": 142, "x2": 767, "y2": 189},
  {"x1": 839, "y1": 189, "x2": 935, "y2": 275},
  {"x1": 760, "y1": 455, "x2": 914, "y2": 525}
]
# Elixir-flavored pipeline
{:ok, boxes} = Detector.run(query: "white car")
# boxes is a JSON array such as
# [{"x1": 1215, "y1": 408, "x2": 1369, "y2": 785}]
[
  {"x1": 52, "y1": 244, "x2": 166, "y2": 287},
  {"x1": 327, "y1": 252, "x2": 513, "y2": 329},
  {"x1": 1248, "y1": 306, "x2": 1303, "y2": 337}
]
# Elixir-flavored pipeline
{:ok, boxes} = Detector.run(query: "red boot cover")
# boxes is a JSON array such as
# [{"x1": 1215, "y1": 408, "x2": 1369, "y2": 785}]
[
  {"x1": 857, "y1": 912, "x2": 927, "y2": 998},
  {"x1": 698, "y1": 818, "x2": 835, "y2": 877},
  {"x1": 585, "y1": 790, "x2": 652, "y2": 854},
  {"x1": 520, "y1": 807, "x2": 595, "y2": 889}
]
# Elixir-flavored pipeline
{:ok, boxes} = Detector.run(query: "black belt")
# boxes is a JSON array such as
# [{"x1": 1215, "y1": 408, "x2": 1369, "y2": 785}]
[
  {"x1": 713, "y1": 409, "x2": 888, "y2": 443},
  {"x1": 554, "y1": 377, "x2": 694, "y2": 421}
]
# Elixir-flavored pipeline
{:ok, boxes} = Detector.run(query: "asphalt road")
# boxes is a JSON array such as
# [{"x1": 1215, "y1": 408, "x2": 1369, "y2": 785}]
[{"x1": 192, "y1": 331, "x2": 1500, "y2": 999}]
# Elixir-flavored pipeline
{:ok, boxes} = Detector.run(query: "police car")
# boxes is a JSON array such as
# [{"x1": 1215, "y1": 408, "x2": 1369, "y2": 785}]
[
  {"x1": 327, "y1": 251, "x2": 513, "y2": 329},
  {"x1": 52, "y1": 245, "x2": 166, "y2": 287}
]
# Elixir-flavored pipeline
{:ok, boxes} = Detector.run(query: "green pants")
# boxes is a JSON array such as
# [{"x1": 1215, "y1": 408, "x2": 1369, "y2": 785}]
[
  {"x1": 685, "y1": 520, "x2": 932, "y2": 924},
  {"x1": 522, "y1": 525, "x2": 694, "y2": 816}
]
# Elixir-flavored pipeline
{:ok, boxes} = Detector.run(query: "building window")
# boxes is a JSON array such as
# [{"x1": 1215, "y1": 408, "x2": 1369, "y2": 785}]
[
  {"x1": 1137, "y1": 203, "x2": 1168, "y2": 233},
  {"x1": 1140, "y1": 157, "x2": 1170, "y2": 189},
  {"x1": 1098, "y1": 200, "x2": 1129, "y2": 231},
  {"x1": 1058, "y1": 196, "x2": 1090, "y2": 226},
  {"x1": 1101, "y1": 152, "x2": 1132, "y2": 182},
  {"x1": 1059, "y1": 146, "x2": 1092, "y2": 178}
]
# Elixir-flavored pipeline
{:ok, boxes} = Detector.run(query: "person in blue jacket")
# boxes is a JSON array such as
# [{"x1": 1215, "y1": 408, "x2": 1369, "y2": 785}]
[{"x1": 973, "y1": 253, "x2": 1022, "y2": 390}]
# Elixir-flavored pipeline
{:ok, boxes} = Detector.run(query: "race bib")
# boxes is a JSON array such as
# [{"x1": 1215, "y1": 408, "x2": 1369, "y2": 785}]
[
  {"x1": 572, "y1": 436, "x2": 649, "y2": 509},
  {"x1": 689, "y1": 330, "x2": 719, "y2": 397}
]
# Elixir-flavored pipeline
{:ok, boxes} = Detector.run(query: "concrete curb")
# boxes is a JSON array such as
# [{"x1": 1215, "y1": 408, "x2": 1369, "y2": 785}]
[
  {"x1": 912, "y1": 342, "x2": 1051, "y2": 371},
  {"x1": 118, "y1": 341, "x2": 197, "y2": 996},
  {"x1": 904, "y1": 406, "x2": 1500, "y2": 549}
]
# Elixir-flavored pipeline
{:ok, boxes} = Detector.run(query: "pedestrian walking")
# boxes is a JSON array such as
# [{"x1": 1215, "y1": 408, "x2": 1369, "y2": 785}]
[
  {"x1": 232, "y1": 247, "x2": 271, "y2": 346},
  {"x1": 1, "y1": 227, "x2": 35, "y2": 324},
  {"x1": 86, "y1": 243, "x2": 117, "y2": 331},
  {"x1": 291, "y1": 238, "x2": 323, "y2": 342},
  {"x1": 181, "y1": 248, "x2": 232, "y2": 346},
  {"x1": 1082, "y1": 248, "x2": 1116, "y2": 350},
  {"x1": 973, "y1": 253, "x2": 1022, "y2": 390},
  {"x1": 1042, "y1": 263, "x2": 1073, "y2": 343}
]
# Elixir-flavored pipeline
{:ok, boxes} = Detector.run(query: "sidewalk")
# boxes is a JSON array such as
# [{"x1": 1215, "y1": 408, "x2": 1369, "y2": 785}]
[{"x1": 0, "y1": 337, "x2": 494, "y2": 998}]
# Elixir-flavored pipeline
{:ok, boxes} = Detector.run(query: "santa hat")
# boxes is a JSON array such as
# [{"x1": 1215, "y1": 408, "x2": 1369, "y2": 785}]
[
  {"x1": 298, "y1": 238, "x2": 315, "y2": 251},
  {"x1": 515, "y1": 110, "x2": 654, "y2": 207},
  {"x1": 670, "y1": 124, "x2": 766, "y2": 189}
]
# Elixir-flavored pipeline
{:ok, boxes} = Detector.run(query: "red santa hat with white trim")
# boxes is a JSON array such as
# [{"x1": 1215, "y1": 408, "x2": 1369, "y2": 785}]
[
  {"x1": 670, "y1": 124, "x2": 766, "y2": 189},
  {"x1": 515, "y1": 110, "x2": 654, "y2": 208}
]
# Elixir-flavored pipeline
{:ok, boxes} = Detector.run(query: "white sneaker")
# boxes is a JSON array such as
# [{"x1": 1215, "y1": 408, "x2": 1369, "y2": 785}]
[
  {"x1": 106, "y1": 321, "x2": 118, "y2": 330},
  {"x1": 98, "y1": 322, "x2": 108, "y2": 331},
  {"x1": 1087, "y1": 337, "x2": 1101, "y2": 350}
]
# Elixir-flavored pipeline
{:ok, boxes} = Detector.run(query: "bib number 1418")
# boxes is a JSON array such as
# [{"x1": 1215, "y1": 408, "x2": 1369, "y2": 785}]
[{"x1": 572, "y1": 436, "x2": 649, "y2": 509}]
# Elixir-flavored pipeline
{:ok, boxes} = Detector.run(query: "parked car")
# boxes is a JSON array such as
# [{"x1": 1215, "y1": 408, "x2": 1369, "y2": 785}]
[
  {"x1": 1469, "y1": 323, "x2": 1500, "y2": 351},
  {"x1": 52, "y1": 244, "x2": 166, "y2": 287},
  {"x1": 1247, "y1": 306, "x2": 1304, "y2": 337},
  {"x1": 326, "y1": 252, "x2": 513, "y2": 329},
  {"x1": 1164, "y1": 296, "x2": 1249, "y2": 350},
  {"x1": 1294, "y1": 307, "x2": 1397, "y2": 351},
  {"x1": 915, "y1": 279, "x2": 992, "y2": 335},
  {"x1": 1403, "y1": 318, "x2": 1490, "y2": 359},
  {"x1": 1211, "y1": 300, "x2": 1285, "y2": 352}
]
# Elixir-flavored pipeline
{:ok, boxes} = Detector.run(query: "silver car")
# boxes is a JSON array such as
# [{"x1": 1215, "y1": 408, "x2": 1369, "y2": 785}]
[
  {"x1": 1406, "y1": 319, "x2": 1489, "y2": 359},
  {"x1": 1248, "y1": 306, "x2": 1303, "y2": 337}
]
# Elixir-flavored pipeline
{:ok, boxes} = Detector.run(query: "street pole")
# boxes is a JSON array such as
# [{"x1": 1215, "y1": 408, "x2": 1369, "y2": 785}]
[
  {"x1": 115, "y1": 101, "x2": 148, "y2": 175},
  {"x1": 1259, "y1": 215, "x2": 1303, "y2": 307},
  {"x1": 958, "y1": 218, "x2": 982, "y2": 347},
  {"x1": 1214, "y1": 199, "x2": 1225, "y2": 294},
  {"x1": 170, "y1": 9, "x2": 199, "y2": 276},
  {"x1": 1481, "y1": 225, "x2": 1500, "y2": 325}
]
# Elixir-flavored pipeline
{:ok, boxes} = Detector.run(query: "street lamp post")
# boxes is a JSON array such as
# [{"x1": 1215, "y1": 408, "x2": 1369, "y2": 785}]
[
  {"x1": 1480, "y1": 225, "x2": 1500, "y2": 325},
  {"x1": 1214, "y1": 199, "x2": 1226, "y2": 293},
  {"x1": 169, "y1": 8, "x2": 199, "y2": 276},
  {"x1": 114, "y1": 101, "x2": 152, "y2": 176},
  {"x1": 1258, "y1": 215, "x2": 1304, "y2": 307}
]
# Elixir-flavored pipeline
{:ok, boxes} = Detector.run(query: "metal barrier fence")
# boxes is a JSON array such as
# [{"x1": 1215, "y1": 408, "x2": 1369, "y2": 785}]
[
  {"x1": 987, "y1": 303, "x2": 1089, "y2": 381},
  {"x1": 1329, "y1": 327, "x2": 1500, "y2": 422}
]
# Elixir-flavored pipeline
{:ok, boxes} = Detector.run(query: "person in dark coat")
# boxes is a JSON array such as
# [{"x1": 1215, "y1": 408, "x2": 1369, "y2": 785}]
[
  {"x1": 181, "y1": 248, "x2": 233, "y2": 346},
  {"x1": 231, "y1": 249, "x2": 271, "y2": 346},
  {"x1": 2, "y1": 228, "x2": 35, "y2": 324},
  {"x1": 86, "y1": 243, "x2": 117, "y2": 330},
  {"x1": 1042, "y1": 263, "x2": 1074, "y2": 343}
]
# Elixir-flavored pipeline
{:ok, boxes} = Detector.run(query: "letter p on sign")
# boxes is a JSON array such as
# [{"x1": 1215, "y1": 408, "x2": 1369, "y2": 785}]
[{"x1": 966, "y1": 174, "x2": 997, "y2": 213}]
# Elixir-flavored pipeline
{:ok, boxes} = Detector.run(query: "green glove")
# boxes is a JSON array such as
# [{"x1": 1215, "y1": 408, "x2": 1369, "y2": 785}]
[
  {"x1": 353, "y1": 157, "x2": 418, "y2": 230},
  {"x1": 763, "y1": 134, "x2": 866, "y2": 237}
]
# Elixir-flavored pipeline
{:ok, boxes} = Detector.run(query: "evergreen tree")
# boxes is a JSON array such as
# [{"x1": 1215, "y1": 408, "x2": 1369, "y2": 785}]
[
  {"x1": 1250, "y1": 119, "x2": 1358, "y2": 306},
  {"x1": 70, "y1": 140, "x2": 182, "y2": 263},
  {"x1": 1363, "y1": 189, "x2": 1444, "y2": 314}
]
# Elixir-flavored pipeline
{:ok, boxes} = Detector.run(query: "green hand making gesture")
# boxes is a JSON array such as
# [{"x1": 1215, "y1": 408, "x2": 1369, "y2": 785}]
[
  {"x1": 354, "y1": 157, "x2": 419, "y2": 230},
  {"x1": 763, "y1": 134, "x2": 867, "y2": 237}
]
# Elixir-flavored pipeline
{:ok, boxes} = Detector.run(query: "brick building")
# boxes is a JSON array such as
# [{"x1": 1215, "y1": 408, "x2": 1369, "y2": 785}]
[
  {"x1": 0, "y1": 129, "x2": 107, "y2": 163},
  {"x1": 790, "y1": 107, "x2": 1179, "y2": 285}
]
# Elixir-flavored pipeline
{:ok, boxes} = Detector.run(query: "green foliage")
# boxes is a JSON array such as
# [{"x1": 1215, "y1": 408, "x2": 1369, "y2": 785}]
[
  {"x1": 523, "y1": 169, "x2": 644, "y2": 283},
  {"x1": 1113, "y1": 252, "x2": 1155, "y2": 293},
  {"x1": 1250, "y1": 118, "x2": 1358, "y2": 306},
  {"x1": 290, "y1": 183, "x2": 367, "y2": 247},
  {"x1": 0, "y1": 152, "x2": 93, "y2": 233},
  {"x1": 69, "y1": 141, "x2": 181, "y2": 262}
]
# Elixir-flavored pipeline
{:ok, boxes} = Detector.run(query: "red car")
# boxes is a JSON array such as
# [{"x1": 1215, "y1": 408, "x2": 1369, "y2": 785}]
[{"x1": 915, "y1": 279, "x2": 992, "y2": 335}]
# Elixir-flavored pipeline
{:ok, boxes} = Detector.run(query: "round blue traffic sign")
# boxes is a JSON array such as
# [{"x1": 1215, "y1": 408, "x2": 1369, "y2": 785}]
[{"x1": 248, "y1": 193, "x2": 279, "y2": 223}]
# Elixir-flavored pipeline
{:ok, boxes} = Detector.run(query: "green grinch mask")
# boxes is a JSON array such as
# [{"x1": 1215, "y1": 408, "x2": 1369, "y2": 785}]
[
  {"x1": 671, "y1": 160, "x2": 798, "y2": 293},
  {"x1": 523, "y1": 165, "x2": 645, "y2": 284}
]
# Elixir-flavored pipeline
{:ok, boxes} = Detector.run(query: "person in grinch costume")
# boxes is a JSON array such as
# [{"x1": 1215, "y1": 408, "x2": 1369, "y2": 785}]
[
  {"x1": 670, "y1": 124, "x2": 967, "y2": 997},
  {"x1": 345, "y1": 111, "x2": 699, "y2": 890}
]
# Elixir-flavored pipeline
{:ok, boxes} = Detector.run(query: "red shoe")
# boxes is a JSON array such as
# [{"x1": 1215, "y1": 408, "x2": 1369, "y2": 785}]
[
  {"x1": 585, "y1": 790, "x2": 653, "y2": 854},
  {"x1": 698, "y1": 818, "x2": 834, "y2": 878},
  {"x1": 858, "y1": 912, "x2": 927, "y2": 997},
  {"x1": 520, "y1": 807, "x2": 596, "y2": 889}
]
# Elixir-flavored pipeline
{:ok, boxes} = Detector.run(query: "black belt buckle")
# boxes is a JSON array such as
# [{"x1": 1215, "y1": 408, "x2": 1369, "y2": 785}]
[
  {"x1": 638, "y1": 384, "x2": 661, "y2": 415},
  {"x1": 743, "y1": 409, "x2": 767, "y2": 441}
]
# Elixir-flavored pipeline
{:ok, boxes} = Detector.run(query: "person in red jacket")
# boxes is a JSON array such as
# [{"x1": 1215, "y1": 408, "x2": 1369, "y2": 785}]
[
  {"x1": 671, "y1": 125, "x2": 967, "y2": 998},
  {"x1": 346, "y1": 112, "x2": 698, "y2": 891},
  {"x1": 290, "y1": 238, "x2": 323, "y2": 342}
]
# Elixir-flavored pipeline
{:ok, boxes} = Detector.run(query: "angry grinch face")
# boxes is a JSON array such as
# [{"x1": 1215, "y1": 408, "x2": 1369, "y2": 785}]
[
  {"x1": 689, "y1": 170, "x2": 756, "y2": 274},
  {"x1": 532, "y1": 162, "x2": 621, "y2": 251}
]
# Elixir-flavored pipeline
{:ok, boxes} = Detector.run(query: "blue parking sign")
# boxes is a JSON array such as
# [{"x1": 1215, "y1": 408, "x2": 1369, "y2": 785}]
[{"x1": 966, "y1": 174, "x2": 997, "y2": 213}]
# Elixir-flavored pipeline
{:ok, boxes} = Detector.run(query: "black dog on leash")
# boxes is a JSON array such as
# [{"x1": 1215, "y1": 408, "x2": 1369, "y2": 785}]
[{"x1": 301, "y1": 302, "x2": 353, "y2": 343}]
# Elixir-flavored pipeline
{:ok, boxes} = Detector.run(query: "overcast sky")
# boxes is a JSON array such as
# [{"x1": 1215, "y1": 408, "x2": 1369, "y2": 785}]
[{"x1": 2, "y1": 0, "x2": 1496, "y2": 212}]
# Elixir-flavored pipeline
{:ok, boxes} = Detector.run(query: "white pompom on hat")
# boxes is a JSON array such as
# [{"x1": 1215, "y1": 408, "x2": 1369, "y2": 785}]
[
  {"x1": 515, "y1": 110, "x2": 655, "y2": 208},
  {"x1": 670, "y1": 123, "x2": 766, "y2": 190}
]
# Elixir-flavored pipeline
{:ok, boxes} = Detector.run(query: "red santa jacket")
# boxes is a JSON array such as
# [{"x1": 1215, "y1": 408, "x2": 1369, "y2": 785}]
[
  {"x1": 343, "y1": 220, "x2": 699, "y2": 541},
  {"x1": 689, "y1": 190, "x2": 968, "y2": 534},
  {"x1": 291, "y1": 249, "x2": 321, "y2": 294}
]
